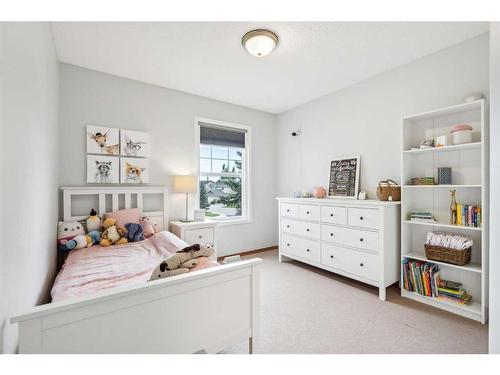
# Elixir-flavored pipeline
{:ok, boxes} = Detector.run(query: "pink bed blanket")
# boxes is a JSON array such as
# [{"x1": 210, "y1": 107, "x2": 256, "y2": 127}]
[{"x1": 51, "y1": 231, "x2": 218, "y2": 302}]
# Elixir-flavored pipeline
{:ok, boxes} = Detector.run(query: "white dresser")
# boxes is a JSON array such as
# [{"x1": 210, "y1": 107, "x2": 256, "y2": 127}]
[{"x1": 277, "y1": 198, "x2": 400, "y2": 300}]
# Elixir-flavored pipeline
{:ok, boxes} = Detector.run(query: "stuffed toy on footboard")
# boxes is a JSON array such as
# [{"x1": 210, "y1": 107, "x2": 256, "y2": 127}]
[{"x1": 149, "y1": 244, "x2": 216, "y2": 281}]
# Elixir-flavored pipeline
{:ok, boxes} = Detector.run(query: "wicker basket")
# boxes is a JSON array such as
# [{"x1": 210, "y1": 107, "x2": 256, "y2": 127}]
[
  {"x1": 424, "y1": 244, "x2": 472, "y2": 266},
  {"x1": 376, "y1": 179, "x2": 401, "y2": 201}
]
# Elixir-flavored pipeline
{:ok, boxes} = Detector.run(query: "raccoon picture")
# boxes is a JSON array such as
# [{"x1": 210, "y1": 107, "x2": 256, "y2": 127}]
[{"x1": 94, "y1": 160, "x2": 112, "y2": 183}]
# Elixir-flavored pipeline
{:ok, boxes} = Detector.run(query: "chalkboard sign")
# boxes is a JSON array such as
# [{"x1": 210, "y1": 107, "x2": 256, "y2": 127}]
[{"x1": 328, "y1": 156, "x2": 360, "y2": 199}]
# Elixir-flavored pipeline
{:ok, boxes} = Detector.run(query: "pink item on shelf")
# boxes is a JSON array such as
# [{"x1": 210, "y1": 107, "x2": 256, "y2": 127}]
[
  {"x1": 51, "y1": 231, "x2": 219, "y2": 302},
  {"x1": 105, "y1": 208, "x2": 141, "y2": 228},
  {"x1": 450, "y1": 124, "x2": 473, "y2": 133},
  {"x1": 313, "y1": 186, "x2": 327, "y2": 198}
]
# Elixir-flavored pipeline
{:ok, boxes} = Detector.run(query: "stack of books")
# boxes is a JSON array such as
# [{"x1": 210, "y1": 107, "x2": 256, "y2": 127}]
[
  {"x1": 437, "y1": 280, "x2": 472, "y2": 305},
  {"x1": 456, "y1": 204, "x2": 481, "y2": 227},
  {"x1": 402, "y1": 259, "x2": 472, "y2": 305},
  {"x1": 411, "y1": 177, "x2": 435, "y2": 185},
  {"x1": 410, "y1": 211, "x2": 436, "y2": 223},
  {"x1": 402, "y1": 259, "x2": 440, "y2": 297}
]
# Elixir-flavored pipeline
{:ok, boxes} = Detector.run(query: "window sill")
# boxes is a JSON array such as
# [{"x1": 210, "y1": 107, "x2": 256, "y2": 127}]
[{"x1": 212, "y1": 218, "x2": 252, "y2": 226}]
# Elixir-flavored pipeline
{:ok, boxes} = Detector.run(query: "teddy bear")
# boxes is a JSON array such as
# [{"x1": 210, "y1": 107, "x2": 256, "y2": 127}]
[
  {"x1": 57, "y1": 221, "x2": 85, "y2": 251},
  {"x1": 100, "y1": 217, "x2": 128, "y2": 247},
  {"x1": 149, "y1": 244, "x2": 216, "y2": 281},
  {"x1": 140, "y1": 216, "x2": 159, "y2": 238}
]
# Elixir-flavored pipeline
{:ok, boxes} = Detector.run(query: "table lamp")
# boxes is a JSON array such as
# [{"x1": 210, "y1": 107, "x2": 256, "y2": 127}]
[{"x1": 174, "y1": 175, "x2": 198, "y2": 222}]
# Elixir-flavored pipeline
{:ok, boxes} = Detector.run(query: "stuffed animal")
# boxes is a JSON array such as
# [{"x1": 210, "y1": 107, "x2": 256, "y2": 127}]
[
  {"x1": 125, "y1": 223, "x2": 144, "y2": 242},
  {"x1": 65, "y1": 230, "x2": 102, "y2": 250},
  {"x1": 140, "y1": 216, "x2": 159, "y2": 238},
  {"x1": 87, "y1": 230, "x2": 101, "y2": 246},
  {"x1": 149, "y1": 244, "x2": 216, "y2": 281},
  {"x1": 100, "y1": 217, "x2": 128, "y2": 247},
  {"x1": 86, "y1": 208, "x2": 101, "y2": 232},
  {"x1": 57, "y1": 221, "x2": 85, "y2": 251}
]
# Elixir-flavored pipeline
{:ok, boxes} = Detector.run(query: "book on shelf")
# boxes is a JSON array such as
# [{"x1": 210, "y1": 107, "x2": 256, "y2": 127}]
[
  {"x1": 411, "y1": 177, "x2": 435, "y2": 185},
  {"x1": 402, "y1": 259, "x2": 472, "y2": 305},
  {"x1": 410, "y1": 210, "x2": 436, "y2": 223},
  {"x1": 455, "y1": 204, "x2": 481, "y2": 228}
]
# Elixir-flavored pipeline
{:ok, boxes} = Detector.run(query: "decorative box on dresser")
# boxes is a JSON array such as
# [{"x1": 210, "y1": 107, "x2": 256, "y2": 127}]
[{"x1": 277, "y1": 198, "x2": 400, "y2": 300}]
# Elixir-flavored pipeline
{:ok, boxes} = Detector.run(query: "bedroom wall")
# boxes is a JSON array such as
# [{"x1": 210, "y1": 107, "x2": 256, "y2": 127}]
[
  {"x1": 276, "y1": 33, "x2": 489, "y2": 198},
  {"x1": 58, "y1": 63, "x2": 277, "y2": 257},
  {"x1": 489, "y1": 22, "x2": 500, "y2": 354},
  {"x1": 0, "y1": 23, "x2": 60, "y2": 353}
]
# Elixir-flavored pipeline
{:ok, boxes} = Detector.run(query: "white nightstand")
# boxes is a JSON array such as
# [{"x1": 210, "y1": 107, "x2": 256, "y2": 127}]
[{"x1": 170, "y1": 220, "x2": 219, "y2": 248}]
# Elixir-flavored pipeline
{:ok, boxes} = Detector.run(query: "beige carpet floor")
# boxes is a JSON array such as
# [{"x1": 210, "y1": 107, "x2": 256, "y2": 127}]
[{"x1": 223, "y1": 249, "x2": 488, "y2": 354}]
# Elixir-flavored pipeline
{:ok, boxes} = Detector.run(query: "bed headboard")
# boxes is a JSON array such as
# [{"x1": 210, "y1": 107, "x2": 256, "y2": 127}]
[{"x1": 61, "y1": 186, "x2": 169, "y2": 231}]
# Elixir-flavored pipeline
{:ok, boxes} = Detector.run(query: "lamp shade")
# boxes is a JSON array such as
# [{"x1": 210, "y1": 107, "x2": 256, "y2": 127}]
[{"x1": 173, "y1": 175, "x2": 198, "y2": 193}]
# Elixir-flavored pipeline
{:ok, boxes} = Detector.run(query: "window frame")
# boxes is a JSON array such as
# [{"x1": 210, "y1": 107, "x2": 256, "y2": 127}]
[{"x1": 194, "y1": 116, "x2": 252, "y2": 225}]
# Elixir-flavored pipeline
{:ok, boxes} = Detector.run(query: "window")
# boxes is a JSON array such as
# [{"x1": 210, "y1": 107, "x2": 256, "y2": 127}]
[{"x1": 196, "y1": 118, "x2": 251, "y2": 223}]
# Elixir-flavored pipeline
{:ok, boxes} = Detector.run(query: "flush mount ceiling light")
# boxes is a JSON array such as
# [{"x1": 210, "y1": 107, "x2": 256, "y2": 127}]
[{"x1": 241, "y1": 29, "x2": 279, "y2": 57}]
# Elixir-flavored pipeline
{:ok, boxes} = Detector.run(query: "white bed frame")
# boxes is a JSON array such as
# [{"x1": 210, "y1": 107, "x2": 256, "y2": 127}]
[{"x1": 11, "y1": 186, "x2": 262, "y2": 354}]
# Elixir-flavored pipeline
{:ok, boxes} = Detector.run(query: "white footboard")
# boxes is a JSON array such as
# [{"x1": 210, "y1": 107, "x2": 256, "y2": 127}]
[{"x1": 11, "y1": 259, "x2": 262, "y2": 354}]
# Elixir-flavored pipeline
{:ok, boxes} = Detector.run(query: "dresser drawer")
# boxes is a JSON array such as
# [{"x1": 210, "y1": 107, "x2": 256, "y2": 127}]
[
  {"x1": 348, "y1": 207, "x2": 380, "y2": 229},
  {"x1": 321, "y1": 206, "x2": 347, "y2": 224},
  {"x1": 299, "y1": 205, "x2": 320, "y2": 221},
  {"x1": 321, "y1": 224, "x2": 379, "y2": 252},
  {"x1": 321, "y1": 243, "x2": 380, "y2": 282},
  {"x1": 282, "y1": 218, "x2": 320, "y2": 239},
  {"x1": 184, "y1": 228, "x2": 214, "y2": 245},
  {"x1": 281, "y1": 234, "x2": 320, "y2": 263},
  {"x1": 280, "y1": 203, "x2": 299, "y2": 218}
]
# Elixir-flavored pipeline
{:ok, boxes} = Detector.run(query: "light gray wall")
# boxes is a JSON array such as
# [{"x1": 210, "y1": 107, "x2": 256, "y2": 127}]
[
  {"x1": 489, "y1": 22, "x2": 500, "y2": 354},
  {"x1": 59, "y1": 64, "x2": 278, "y2": 257},
  {"x1": 276, "y1": 34, "x2": 489, "y2": 199},
  {"x1": 0, "y1": 23, "x2": 60, "y2": 353}
]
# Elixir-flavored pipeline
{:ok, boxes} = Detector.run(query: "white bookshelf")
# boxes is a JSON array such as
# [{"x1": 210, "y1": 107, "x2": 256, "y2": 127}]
[{"x1": 400, "y1": 99, "x2": 488, "y2": 323}]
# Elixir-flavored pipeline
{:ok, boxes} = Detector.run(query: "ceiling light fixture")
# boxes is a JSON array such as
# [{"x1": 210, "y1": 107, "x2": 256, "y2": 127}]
[{"x1": 241, "y1": 29, "x2": 279, "y2": 57}]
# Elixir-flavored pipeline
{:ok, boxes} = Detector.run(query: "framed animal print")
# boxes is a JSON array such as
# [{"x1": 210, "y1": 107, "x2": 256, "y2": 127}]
[
  {"x1": 328, "y1": 156, "x2": 360, "y2": 199},
  {"x1": 120, "y1": 129, "x2": 150, "y2": 158},
  {"x1": 120, "y1": 157, "x2": 149, "y2": 184},
  {"x1": 87, "y1": 155, "x2": 120, "y2": 184},
  {"x1": 87, "y1": 125, "x2": 120, "y2": 155}
]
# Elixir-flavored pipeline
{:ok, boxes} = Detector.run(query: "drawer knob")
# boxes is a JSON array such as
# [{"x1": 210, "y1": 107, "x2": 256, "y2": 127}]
[
  {"x1": 330, "y1": 213, "x2": 334, "y2": 217},
  {"x1": 306, "y1": 211, "x2": 310, "y2": 214},
  {"x1": 360, "y1": 238, "x2": 364, "y2": 242},
  {"x1": 330, "y1": 233, "x2": 334, "y2": 236},
  {"x1": 360, "y1": 216, "x2": 364, "y2": 220},
  {"x1": 306, "y1": 228, "x2": 310, "y2": 232},
  {"x1": 360, "y1": 263, "x2": 364, "y2": 267},
  {"x1": 306, "y1": 249, "x2": 310, "y2": 252},
  {"x1": 287, "y1": 209, "x2": 290, "y2": 212},
  {"x1": 198, "y1": 235, "x2": 203, "y2": 239},
  {"x1": 286, "y1": 225, "x2": 290, "y2": 228},
  {"x1": 287, "y1": 243, "x2": 290, "y2": 246},
  {"x1": 330, "y1": 255, "x2": 334, "y2": 259}
]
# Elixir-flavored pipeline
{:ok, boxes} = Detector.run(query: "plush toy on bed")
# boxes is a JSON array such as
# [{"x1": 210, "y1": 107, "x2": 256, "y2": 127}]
[
  {"x1": 140, "y1": 216, "x2": 159, "y2": 238},
  {"x1": 149, "y1": 244, "x2": 216, "y2": 281},
  {"x1": 100, "y1": 217, "x2": 128, "y2": 247},
  {"x1": 57, "y1": 221, "x2": 86, "y2": 251},
  {"x1": 65, "y1": 230, "x2": 101, "y2": 250},
  {"x1": 125, "y1": 223, "x2": 144, "y2": 242},
  {"x1": 86, "y1": 208, "x2": 101, "y2": 232}
]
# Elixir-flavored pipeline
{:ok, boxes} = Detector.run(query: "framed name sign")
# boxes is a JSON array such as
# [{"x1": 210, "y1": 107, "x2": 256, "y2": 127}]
[{"x1": 328, "y1": 156, "x2": 360, "y2": 199}]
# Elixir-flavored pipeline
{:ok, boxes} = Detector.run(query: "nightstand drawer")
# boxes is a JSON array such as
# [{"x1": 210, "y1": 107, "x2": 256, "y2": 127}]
[{"x1": 183, "y1": 228, "x2": 214, "y2": 245}]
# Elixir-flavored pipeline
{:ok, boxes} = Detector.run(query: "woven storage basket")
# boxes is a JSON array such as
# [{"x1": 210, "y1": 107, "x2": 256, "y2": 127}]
[
  {"x1": 424, "y1": 244, "x2": 472, "y2": 266},
  {"x1": 376, "y1": 179, "x2": 401, "y2": 201}
]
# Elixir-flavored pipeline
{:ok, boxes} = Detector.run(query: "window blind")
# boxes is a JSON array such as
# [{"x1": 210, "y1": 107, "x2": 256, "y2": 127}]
[{"x1": 200, "y1": 123, "x2": 246, "y2": 148}]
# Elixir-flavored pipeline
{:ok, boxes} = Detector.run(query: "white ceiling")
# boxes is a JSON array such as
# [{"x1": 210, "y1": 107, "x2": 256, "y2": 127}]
[{"x1": 51, "y1": 22, "x2": 489, "y2": 114}]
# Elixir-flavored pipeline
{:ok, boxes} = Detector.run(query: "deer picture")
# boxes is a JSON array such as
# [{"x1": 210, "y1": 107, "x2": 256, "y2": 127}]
[{"x1": 88, "y1": 130, "x2": 119, "y2": 155}]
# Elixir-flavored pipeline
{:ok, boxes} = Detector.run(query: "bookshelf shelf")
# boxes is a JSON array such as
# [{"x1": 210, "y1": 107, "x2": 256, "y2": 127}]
[
  {"x1": 402, "y1": 220, "x2": 482, "y2": 231},
  {"x1": 401, "y1": 289, "x2": 482, "y2": 322},
  {"x1": 400, "y1": 99, "x2": 488, "y2": 324},
  {"x1": 403, "y1": 184, "x2": 482, "y2": 189},
  {"x1": 403, "y1": 142, "x2": 482, "y2": 154},
  {"x1": 403, "y1": 251, "x2": 482, "y2": 273}
]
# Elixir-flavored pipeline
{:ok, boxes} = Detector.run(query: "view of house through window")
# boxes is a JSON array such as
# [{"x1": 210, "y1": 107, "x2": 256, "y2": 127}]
[{"x1": 199, "y1": 123, "x2": 247, "y2": 221}]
